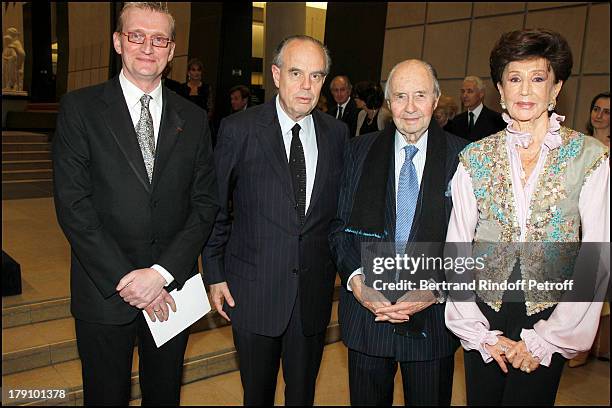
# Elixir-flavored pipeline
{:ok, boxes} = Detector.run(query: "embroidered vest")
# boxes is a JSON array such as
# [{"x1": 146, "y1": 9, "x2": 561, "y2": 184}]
[{"x1": 460, "y1": 127, "x2": 608, "y2": 315}]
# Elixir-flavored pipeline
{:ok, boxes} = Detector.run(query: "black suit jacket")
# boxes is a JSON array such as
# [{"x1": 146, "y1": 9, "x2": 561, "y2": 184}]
[
  {"x1": 447, "y1": 104, "x2": 506, "y2": 142},
  {"x1": 53, "y1": 76, "x2": 219, "y2": 325},
  {"x1": 330, "y1": 121, "x2": 465, "y2": 361},
  {"x1": 203, "y1": 98, "x2": 348, "y2": 337},
  {"x1": 328, "y1": 97, "x2": 359, "y2": 138}
]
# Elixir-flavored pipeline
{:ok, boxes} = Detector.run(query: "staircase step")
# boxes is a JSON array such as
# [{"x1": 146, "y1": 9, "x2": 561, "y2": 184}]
[
  {"x1": 2, "y1": 142, "x2": 51, "y2": 152},
  {"x1": 5, "y1": 111, "x2": 57, "y2": 131},
  {"x1": 1, "y1": 306, "x2": 340, "y2": 406},
  {"x1": 2, "y1": 169, "x2": 53, "y2": 181},
  {"x1": 2, "y1": 298, "x2": 70, "y2": 329},
  {"x1": 2, "y1": 151, "x2": 52, "y2": 161},
  {"x1": 2, "y1": 131, "x2": 50, "y2": 143},
  {"x1": 26, "y1": 102, "x2": 60, "y2": 112},
  {"x1": 2, "y1": 179, "x2": 53, "y2": 200},
  {"x1": 2, "y1": 160, "x2": 52, "y2": 171}
]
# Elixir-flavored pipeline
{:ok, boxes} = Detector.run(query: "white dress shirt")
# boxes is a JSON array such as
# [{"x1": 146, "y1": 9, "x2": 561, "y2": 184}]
[
  {"x1": 347, "y1": 130, "x2": 429, "y2": 290},
  {"x1": 275, "y1": 95, "x2": 318, "y2": 212},
  {"x1": 467, "y1": 102, "x2": 483, "y2": 125},
  {"x1": 118, "y1": 70, "x2": 174, "y2": 286}
]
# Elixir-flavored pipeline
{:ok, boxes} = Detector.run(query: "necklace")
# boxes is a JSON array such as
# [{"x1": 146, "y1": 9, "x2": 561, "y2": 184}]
[{"x1": 519, "y1": 147, "x2": 541, "y2": 181}]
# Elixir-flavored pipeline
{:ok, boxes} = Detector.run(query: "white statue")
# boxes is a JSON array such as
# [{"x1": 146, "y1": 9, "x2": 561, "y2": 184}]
[{"x1": 2, "y1": 27, "x2": 25, "y2": 91}]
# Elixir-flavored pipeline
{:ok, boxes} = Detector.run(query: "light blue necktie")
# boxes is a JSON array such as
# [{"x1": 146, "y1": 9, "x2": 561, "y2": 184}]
[{"x1": 395, "y1": 145, "x2": 419, "y2": 254}]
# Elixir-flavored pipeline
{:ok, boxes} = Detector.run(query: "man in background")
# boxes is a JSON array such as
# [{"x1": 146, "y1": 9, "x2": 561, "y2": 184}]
[
  {"x1": 446, "y1": 75, "x2": 506, "y2": 142},
  {"x1": 328, "y1": 74, "x2": 359, "y2": 137}
]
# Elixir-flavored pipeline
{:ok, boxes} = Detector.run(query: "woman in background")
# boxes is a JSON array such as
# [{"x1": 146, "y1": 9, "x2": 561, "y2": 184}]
[{"x1": 353, "y1": 81, "x2": 391, "y2": 136}]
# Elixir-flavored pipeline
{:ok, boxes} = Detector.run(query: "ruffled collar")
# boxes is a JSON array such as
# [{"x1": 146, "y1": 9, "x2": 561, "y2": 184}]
[{"x1": 503, "y1": 112, "x2": 564, "y2": 150}]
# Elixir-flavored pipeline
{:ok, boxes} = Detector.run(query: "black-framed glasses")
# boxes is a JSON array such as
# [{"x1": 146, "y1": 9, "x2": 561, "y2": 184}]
[{"x1": 120, "y1": 32, "x2": 173, "y2": 48}]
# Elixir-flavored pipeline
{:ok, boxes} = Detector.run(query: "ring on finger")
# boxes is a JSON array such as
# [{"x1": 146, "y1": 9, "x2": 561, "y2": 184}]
[{"x1": 499, "y1": 344, "x2": 509, "y2": 353}]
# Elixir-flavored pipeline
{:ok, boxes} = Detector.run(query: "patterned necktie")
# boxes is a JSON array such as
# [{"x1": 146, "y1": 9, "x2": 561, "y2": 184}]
[
  {"x1": 337, "y1": 105, "x2": 344, "y2": 120},
  {"x1": 395, "y1": 145, "x2": 419, "y2": 254},
  {"x1": 289, "y1": 123, "x2": 306, "y2": 225},
  {"x1": 136, "y1": 94, "x2": 155, "y2": 182},
  {"x1": 468, "y1": 111, "x2": 475, "y2": 134}
]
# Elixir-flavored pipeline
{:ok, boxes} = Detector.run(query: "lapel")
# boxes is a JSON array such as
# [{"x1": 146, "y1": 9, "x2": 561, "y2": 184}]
[
  {"x1": 101, "y1": 77, "x2": 151, "y2": 193},
  {"x1": 473, "y1": 105, "x2": 490, "y2": 135},
  {"x1": 304, "y1": 109, "x2": 330, "y2": 221},
  {"x1": 254, "y1": 99, "x2": 295, "y2": 202},
  {"x1": 151, "y1": 88, "x2": 185, "y2": 190},
  {"x1": 382, "y1": 125, "x2": 398, "y2": 241}
]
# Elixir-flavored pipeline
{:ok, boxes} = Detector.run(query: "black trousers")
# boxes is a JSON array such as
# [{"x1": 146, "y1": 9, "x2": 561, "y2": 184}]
[
  {"x1": 464, "y1": 299, "x2": 565, "y2": 406},
  {"x1": 232, "y1": 295, "x2": 326, "y2": 406},
  {"x1": 348, "y1": 349, "x2": 454, "y2": 406},
  {"x1": 75, "y1": 314, "x2": 190, "y2": 406}
]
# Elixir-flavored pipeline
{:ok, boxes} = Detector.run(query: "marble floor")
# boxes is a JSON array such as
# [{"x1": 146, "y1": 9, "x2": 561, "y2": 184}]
[{"x1": 2, "y1": 197, "x2": 610, "y2": 406}]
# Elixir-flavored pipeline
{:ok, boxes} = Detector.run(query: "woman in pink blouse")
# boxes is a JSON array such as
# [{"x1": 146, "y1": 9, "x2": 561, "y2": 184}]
[{"x1": 444, "y1": 29, "x2": 609, "y2": 405}]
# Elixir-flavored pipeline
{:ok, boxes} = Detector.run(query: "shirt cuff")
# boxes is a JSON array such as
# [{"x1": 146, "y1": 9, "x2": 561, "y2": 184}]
[
  {"x1": 521, "y1": 328, "x2": 556, "y2": 367},
  {"x1": 476, "y1": 329, "x2": 504, "y2": 363},
  {"x1": 151, "y1": 264, "x2": 174, "y2": 286},
  {"x1": 347, "y1": 268, "x2": 364, "y2": 291}
]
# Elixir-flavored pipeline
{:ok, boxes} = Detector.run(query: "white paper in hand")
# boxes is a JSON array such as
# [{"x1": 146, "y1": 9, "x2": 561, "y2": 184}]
[{"x1": 143, "y1": 273, "x2": 211, "y2": 348}]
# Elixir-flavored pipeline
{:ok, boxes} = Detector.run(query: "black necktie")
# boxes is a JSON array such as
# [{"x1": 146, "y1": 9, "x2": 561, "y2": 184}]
[
  {"x1": 337, "y1": 105, "x2": 344, "y2": 120},
  {"x1": 468, "y1": 111, "x2": 475, "y2": 133},
  {"x1": 289, "y1": 123, "x2": 306, "y2": 225}
]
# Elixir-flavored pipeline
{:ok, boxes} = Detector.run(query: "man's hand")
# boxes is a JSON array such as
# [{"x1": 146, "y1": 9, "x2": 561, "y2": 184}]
[
  {"x1": 144, "y1": 289, "x2": 177, "y2": 322},
  {"x1": 350, "y1": 275, "x2": 394, "y2": 319},
  {"x1": 484, "y1": 335, "x2": 517, "y2": 374},
  {"x1": 374, "y1": 290, "x2": 436, "y2": 324},
  {"x1": 210, "y1": 282, "x2": 235, "y2": 322},
  {"x1": 116, "y1": 268, "x2": 167, "y2": 309},
  {"x1": 505, "y1": 340, "x2": 540, "y2": 374}
]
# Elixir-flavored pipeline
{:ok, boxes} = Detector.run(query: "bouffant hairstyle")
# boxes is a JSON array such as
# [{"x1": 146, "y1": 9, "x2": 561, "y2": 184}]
[
  {"x1": 353, "y1": 81, "x2": 384, "y2": 110},
  {"x1": 490, "y1": 29, "x2": 573, "y2": 87}
]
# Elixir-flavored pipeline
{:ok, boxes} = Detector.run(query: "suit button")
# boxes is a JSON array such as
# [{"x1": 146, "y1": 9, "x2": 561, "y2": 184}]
[
  {"x1": 292, "y1": 268, "x2": 298, "y2": 275},
  {"x1": 298, "y1": 235, "x2": 303, "y2": 241},
  {"x1": 151, "y1": 238, "x2": 157, "y2": 245},
  {"x1": 151, "y1": 200, "x2": 158, "y2": 208}
]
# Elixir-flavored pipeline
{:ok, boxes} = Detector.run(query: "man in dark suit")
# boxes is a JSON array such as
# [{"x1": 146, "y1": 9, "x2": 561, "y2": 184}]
[
  {"x1": 52, "y1": 3, "x2": 218, "y2": 405},
  {"x1": 446, "y1": 75, "x2": 506, "y2": 142},
  {"x1": 203, "y1": 35, "x2": 348, "y2": 405},
  {"x1": 330, "y1": 59, "x2": 465, "y2": 405},
  {"x1": 328, "y1": 75, "x2": 359, "y2": 137}
]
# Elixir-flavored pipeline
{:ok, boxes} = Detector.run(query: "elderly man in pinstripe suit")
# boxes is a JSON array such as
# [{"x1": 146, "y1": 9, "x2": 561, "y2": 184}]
[
  {"x1": 330, "y1": 60, "x2": 466, "y2": 405},
  {"x1": 203, "y1": 35, "x2": 348, "y2": 405}
]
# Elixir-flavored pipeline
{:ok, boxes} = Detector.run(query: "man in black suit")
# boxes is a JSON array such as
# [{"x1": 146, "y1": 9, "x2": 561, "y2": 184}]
[
  {"x1": 328, "y1": 75, "x2": 359, "y2": 137},
  {"x1": 446, "y1": 75, "x2": 506, "y2": 142},
  {"x1": 203, "y1": 35, "x2": 348, "y2": 405},
  {"x1": 330, "y1": 59, "x2": 465, "y2": 405},
  {"x1": 53, "y1": 3, "x2": 218, "y2": 405}
]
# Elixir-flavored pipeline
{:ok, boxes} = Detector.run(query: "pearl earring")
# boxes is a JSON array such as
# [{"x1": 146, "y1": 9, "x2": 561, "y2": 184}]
[
  {"x1": 500, "y1": 99, "x2": 507, "y2": 110},
  {"x1": 547, "y1": 101, "x2": 556, "y2": 112}
]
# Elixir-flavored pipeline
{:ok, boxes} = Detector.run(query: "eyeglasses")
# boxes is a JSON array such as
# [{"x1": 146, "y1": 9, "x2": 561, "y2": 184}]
[{"x1": 120, "y1": 32, "x2": 173, "y2": 48}]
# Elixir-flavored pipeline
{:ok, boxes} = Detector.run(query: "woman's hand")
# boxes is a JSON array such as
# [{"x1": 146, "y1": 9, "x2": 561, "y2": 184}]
[
  {"x1": 484, "y1": 335, "x2": 518, "y2": 374},
  {"x1": 506, "y1": 340, "x2": 541, "y2": 374}
]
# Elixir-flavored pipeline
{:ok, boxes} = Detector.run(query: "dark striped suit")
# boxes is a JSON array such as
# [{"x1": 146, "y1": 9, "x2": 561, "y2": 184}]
[
  {"x1": 330, "y1": 120, "x2": 465, "y2": 405},
  {"x1": 203, "y1": 98, "x2": 348, "y2": 404}
]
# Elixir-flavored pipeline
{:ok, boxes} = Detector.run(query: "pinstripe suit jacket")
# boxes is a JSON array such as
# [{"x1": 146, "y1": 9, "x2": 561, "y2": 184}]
[
  {"x1": 330, "y1": 121, "x2": 465, "y2": 361},
  {"x1": 203, "y1": 98, "x2": 349, "y2": 337}
]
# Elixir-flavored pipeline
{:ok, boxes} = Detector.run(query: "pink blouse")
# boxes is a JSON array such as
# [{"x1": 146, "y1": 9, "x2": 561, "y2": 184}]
[{"x1": 445, "y1": 113, "x2": 610, "y2": 366}]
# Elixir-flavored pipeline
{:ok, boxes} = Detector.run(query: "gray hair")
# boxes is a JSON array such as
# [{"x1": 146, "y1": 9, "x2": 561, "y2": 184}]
[
  {"x1": 384, "y1": 59, "x2": 441, "y2": 100},
  {"x1": 116, "y1": 2, "x2": 175, "y2": 40},
  {"x1": 330, "y1": 75, "x2": 352, "y2": 90},
  {"x1": 272, "y1": 35, "x2": 331, "y2": 75},
  {"x1": 463, "y1": 75, "x2": 485, "y2": 92}
]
